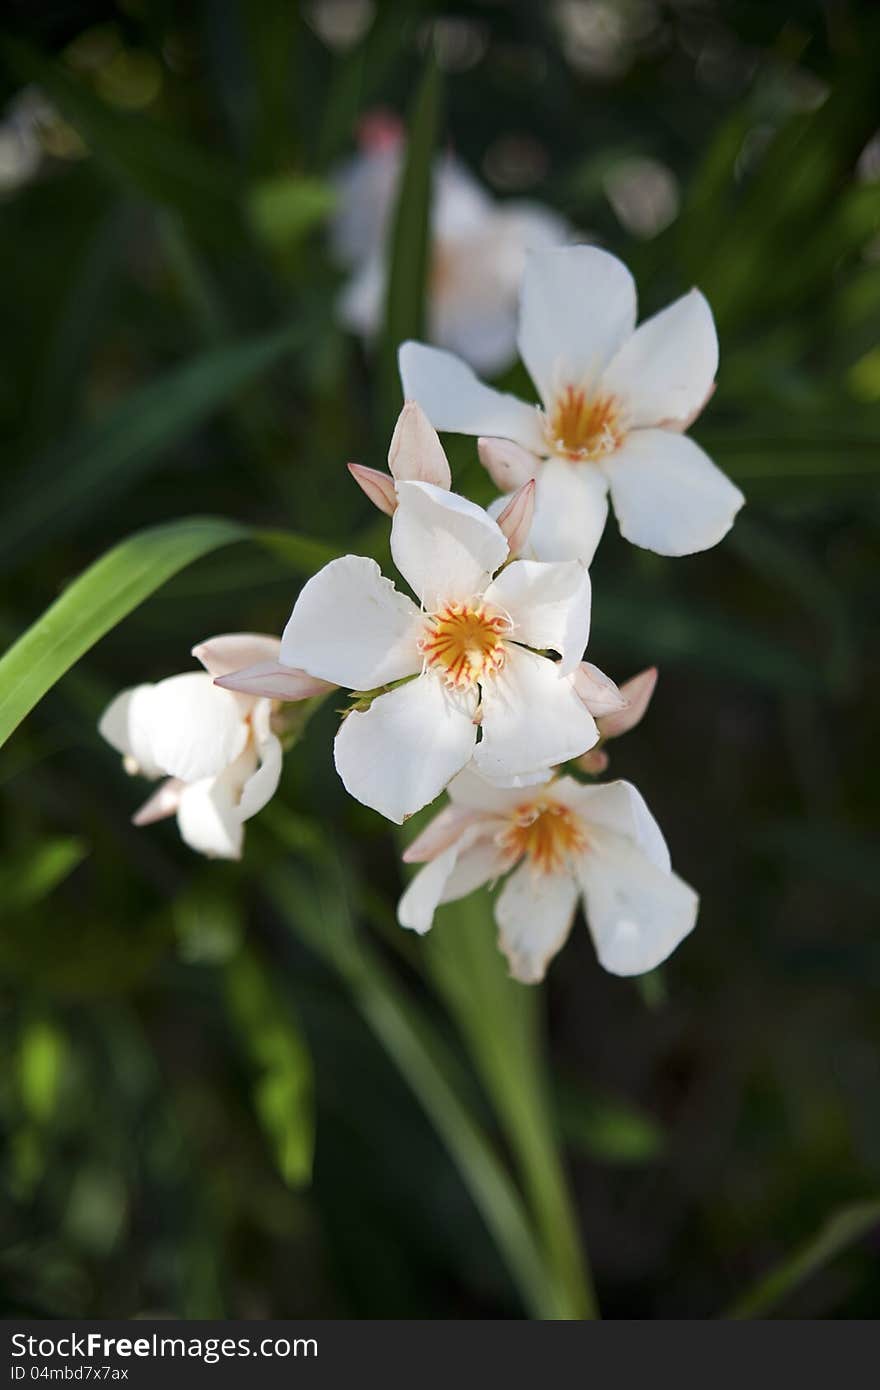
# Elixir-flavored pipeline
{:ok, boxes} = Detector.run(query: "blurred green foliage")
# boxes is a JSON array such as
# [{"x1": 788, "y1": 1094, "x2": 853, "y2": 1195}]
[{"x1": 1, "y1": 0, "x2": 879, "y2": 1320}]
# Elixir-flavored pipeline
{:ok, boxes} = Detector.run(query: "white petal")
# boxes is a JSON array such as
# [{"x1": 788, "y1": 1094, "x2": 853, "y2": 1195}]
[
  {"x1": 442, "y1": 836, "x2": 511, "y2": 901},
  {"x1": 495, "y1": 862, "x2": 579, "y2": 983},
  {"x1": 215, "y1": 661, "x2": 335, "y2": 702},
  {"x1": 281, "y1": 555, "x2": 422, "y2": 689},
  {"x1": 391, "y1": 480, "x2": 509, "y2": 610},
  {"x1": 330, "y1": 145, "x2": 400, "y2": 267},
  {"x1": 191, "y1": 633, "x2": 281, "y2": 679},
  {"x1": 132, "y1": 778, "x2": 184, "y2": 826},
  {"x1": 334, "y1": 673, "x2": 478, "y2": 824},
  {"x1": 604, "y1": 429, "x2": 744, "y2": 556},
  {"x1": 145, "y1": 673, "x2": 250, "y2": 784},
  {"x1": 99, "y1": 684, "x2": 163, "y2": 779},
  {"x1": 483, "y1": 557, "x2": 590, "y2": 676},
  {"x1": 447, "y1": 764, "x2": 537, "y2": 813},
  {"x1": 398, "y1": 341, "x2": 546, "y2": 453},
  {"x1": 175, "y1": 766, "x2": 248, "y2": 861},
  {"x1": 433, "y1": 155, "x2": 493, "y2": 239},
  {"x1": 237, "y1": 701, "x2": 282, "y2": 822},
  {"x1": 402, "y1": 803, "x2": 482, "y2": 862},
  {"x1": 556, "y1": 778, "x2": 671, "y2": 872},
  {"x1": 398, "y1": 825, "x2": 503, "y2": 935},
  {"x1": 478, "y1": 437, "x2": 539, "y2": 491},
  {"x1": 517, "y1": 246, "x2": 636, "y2": 409},
  {"x1": 338, "y1": 255, "x2": 383, "y2": 339},
  {"x1": 527, "y1": 457, "x2": 609, "y2": 566},
  {"x1": 572, "y1": 661, "x2": 627, "y2": 716},
  {"x1": 388, "y1": 401, "x2": 451, "y2": 488},
  {"x1": 474, "y1": 765, "x2": 555, "y2": 790},
  {"x1": 601, "y1": 289, "x2": 718, "y2": 430},
  {"x1": 575, "y1": 830, "x2": 698, "y2": 976},
  {"x1": 474, "y1": 646, "x2": 598, "y2": 780},
  {"x1": 431, "y1": 289, "x2": 519, "y2": 377}
]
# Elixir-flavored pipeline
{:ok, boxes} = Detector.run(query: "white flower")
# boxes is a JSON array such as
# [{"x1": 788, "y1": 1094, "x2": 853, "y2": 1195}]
[
  {"x1": 399, "y1": 767, "x2": 698, "y2": 983},
  {"x1": 99, "y1": 634, "x2": 285, "y2": 860},
  {"x1": 399, "y1": 244, "x2": 744, "y2": 565},
  {"x1": 280, "y1": 481, "x2": 603, "y2": 823},
  {"x1": 332, "y1": 134, "x2": 569, "y2": 375}
]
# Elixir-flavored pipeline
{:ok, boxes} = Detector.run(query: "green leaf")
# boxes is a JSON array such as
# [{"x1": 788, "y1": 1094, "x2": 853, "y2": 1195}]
[
  {"x1": 556, "y1": 1078, "x2": 665, "y2": 1165},
  {"x1": 2, "y1": 323, "x2": 306, "y2": 569},
  {"x1": 726, "y1": 1199, "x2": 880, "y2": 1318},
  {"x1": 248, "y1": 174, "x2": 335, "y2": 253},
  {"x1": 18, "y1": 1018, "x2": 66, "y2": 1124},
  {"x1": 421, "y1": 893, "x2": 596, "y2": 1319},
  {"x1": 267, "y1": 854, "x2": 575, "y2": 1319},
  {"x1": 0, "y1": 516, "x2": 246, "y2": 750},
  {"x1": 1, "y1": 37, "x2": 242, "y2": 237},
  {"x1": 225, "y1": 948, "x2": 314, "y2": 1189},
  {"x1": 378, "y1": 53, "x2": 441, "y2": 433},
  {"x1": 0, "y1": 837, "x2": 88, "y2": 914}
]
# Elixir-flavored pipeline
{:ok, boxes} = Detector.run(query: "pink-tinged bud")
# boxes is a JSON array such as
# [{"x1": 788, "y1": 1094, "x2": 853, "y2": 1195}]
[
  {"x1": 192, "y1": 632, "x2": 281, "y2": 679},
  {"x1": 495, "y1": 479, "x2": 535, "y2": 557},
  {"x1": 357, "y1": 109, "x2": 404, "y2": 153},
  {"x1": 572, "y1": 661, "x2": 628, "y2": 717},
  {"x1": 214, "y1": 661, "x2": 336, "y2": 702},
  {"x1": 133, "y1": 778, "x2": 183, "y2": 826},
  {"x1": 402, "y1": 805, "x2": 480, "y2": 863},
  {"x1": 347, "y1": 462, "x2": 398, "y2": 516},
  {"x1": 388, "y1": 401, "x2": 451, "y2": 488},
  {"x1": 477, "y1": 436, "x2": 537, "y2": 491},
  {"x1": 598, "y1": 667, "x2": 658, "y2": 739},
  {"x1": 575, "y1": 748, "x2": 610, "y2": 776}
]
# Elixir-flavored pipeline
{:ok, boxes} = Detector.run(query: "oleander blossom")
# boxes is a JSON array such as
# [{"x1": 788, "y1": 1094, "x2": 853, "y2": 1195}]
[
  {"x1": 331, "y1": 116, "x2": 570, "y2": 374},
  {"x1": 98, "y1": 634, "x2": 287, "y2": 860},
  {"x1": 399, "y1": 244, "x2": 744, "y2": 565},
  {"x1": 399, "y1": 768, "x2": 698, "y2": 983},
  {"x1": 279, "y1": 481, "x2": 605, "y2": 823}
]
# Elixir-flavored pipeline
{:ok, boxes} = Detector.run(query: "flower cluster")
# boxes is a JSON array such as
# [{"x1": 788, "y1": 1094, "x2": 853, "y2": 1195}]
[{"x1": 101, "y1": 244, "x2": 742, "y2": 985}]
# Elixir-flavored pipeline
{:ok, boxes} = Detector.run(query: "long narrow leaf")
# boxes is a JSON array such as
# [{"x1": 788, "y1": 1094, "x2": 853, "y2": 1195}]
[
  {"x1": 0, "y1": 516, "x2": 246, "y2": 748},
  {"x1": 268, "y1": 857, "x2": 571, "y2": 1319},
  {"x1": 378, "y1": 53, "x2": 440, "y2": 433},
  {"x1": 726, "y1": 1199, "x2": 880, "y2": 1318},
  {"x1": 2, "y1": 324, "x2": 306, "y2": 568}
]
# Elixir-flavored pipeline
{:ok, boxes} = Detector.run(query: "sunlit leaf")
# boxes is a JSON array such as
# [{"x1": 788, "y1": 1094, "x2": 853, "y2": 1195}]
[{"x1": 226, "y1": 948, "x2": 314, "y2": 1189}]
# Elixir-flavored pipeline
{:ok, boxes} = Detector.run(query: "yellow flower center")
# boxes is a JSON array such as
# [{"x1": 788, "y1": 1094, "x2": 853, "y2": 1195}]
[
  {"x1": 419, "y1": 601, "x2": 510, "y2": 691},
  {"x1": 546, "y1": 385, "x2": 624, "y2": 461},
  {"x1": 496, "y1": 797, "x2": 588, "y2": 876}
]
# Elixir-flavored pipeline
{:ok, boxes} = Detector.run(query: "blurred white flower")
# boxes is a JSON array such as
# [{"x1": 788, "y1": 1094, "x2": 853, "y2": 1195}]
[
  {"x1": 99, "y1": 634, "x2": 286, "y2": 860},
  {"x1": 400, "y1": 244, "x2": 743, "y2": 565},
  {"x1": 331, "y1": 120, "x2": 570, "y2": 374},
  {"x1": 279, "y1": 481, "x2": 603, "y2": 823},
  {"x1": 0, "y1": 88, "x2": 53, "y2": 193},
  {"x1": 603, "y1": 156, "x2": 680, "y2": 239},
  {"x1": 399, "y1": 768, "x2": 698, "y2": 983}
]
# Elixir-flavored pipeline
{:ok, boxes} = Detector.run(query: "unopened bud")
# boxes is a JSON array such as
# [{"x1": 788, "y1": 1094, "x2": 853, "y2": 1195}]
[
  {"x1": 347, "y1": 462, "x2": 398, "y2": 516},
  {"x1": 495, "y1": 479, "x2": 535, "y2": 557},
  {"x1": 388, "y1": 401, "x2": 451, "y2": 488},
  {"x1": 215, "y1": 661, "x2": 336, "y2": 702}
]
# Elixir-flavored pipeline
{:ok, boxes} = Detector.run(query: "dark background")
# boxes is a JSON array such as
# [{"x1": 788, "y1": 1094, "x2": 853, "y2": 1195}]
[{"x1": 1, "y1": 0, "x2": 879, "y2": 1319}]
